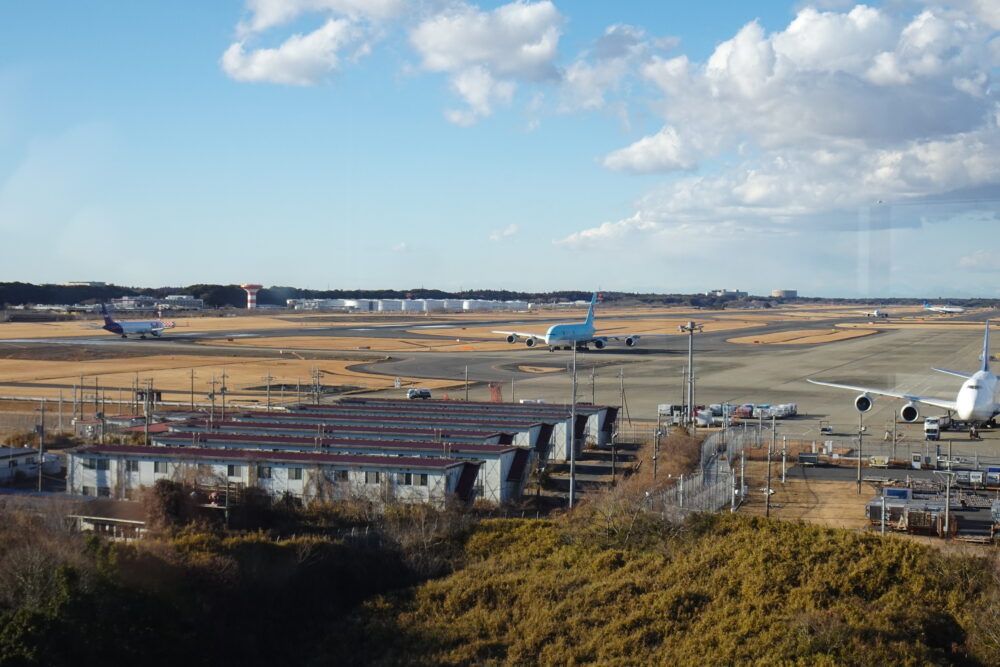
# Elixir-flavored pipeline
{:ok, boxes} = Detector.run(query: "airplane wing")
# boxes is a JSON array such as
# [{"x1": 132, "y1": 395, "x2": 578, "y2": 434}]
[
  {"x1": 932, "y1": 368, "x2": 971, "y2": 379},
  {"x1": 807, "y1": 379, "x2": 957, "y2": 411},
  {"x1": 492, "y1": 330, "x2": 546, "y2": 339}
]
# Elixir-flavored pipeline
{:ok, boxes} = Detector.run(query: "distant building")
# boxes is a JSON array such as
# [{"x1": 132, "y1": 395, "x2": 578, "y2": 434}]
[
  {"x1": 63, "y1": 281, "x2": 107, "y2": 287},
  {"x1": 771, "y1": 289, "x2": 798, "y2": 299},
  {"x1": 160, "y1": 294, "x2": 204, "y2": 310},
  {"x1": 705, "y1": 289, "x2": 748, "y2": 298},
  {"x1": 111, "y1": 295, "x2": 157, "y2": 311}
]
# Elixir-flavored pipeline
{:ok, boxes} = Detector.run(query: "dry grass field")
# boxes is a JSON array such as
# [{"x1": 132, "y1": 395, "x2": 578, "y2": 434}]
[
  {"x1": 197, "y1": 335, "x2": 517, "y2": 353},
  {"x1": 727, "y1": 328, "x2": 878, "y2": 345},
  {"x1": 0, "y1": 354, "x2": 462, "y2": 405}
]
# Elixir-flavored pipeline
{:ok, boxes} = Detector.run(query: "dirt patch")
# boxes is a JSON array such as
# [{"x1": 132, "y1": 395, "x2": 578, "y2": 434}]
[
  {"x1": 517, "y1": 365, "x2": 564, "y2": 374},
  {"x1": 737, "y1": 461, "x2": 870, "y2": 530}
]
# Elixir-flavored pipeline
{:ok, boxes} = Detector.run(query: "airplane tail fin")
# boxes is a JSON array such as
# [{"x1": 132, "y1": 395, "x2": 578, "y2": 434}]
[
  {"x1": 100, "y1": 303, "x2": 116, "y2": 326},
  {"x1": 585, "y1": 293, "x2": 598, "y2": 327},
  {"x1": 983, "y1": 320, "x2": 991, "y2": 373}
]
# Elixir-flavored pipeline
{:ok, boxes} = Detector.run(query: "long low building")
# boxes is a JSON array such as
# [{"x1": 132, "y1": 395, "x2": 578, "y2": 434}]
[
  {"x1": 169, "y1": 419, "x2": 506, "y2": 445},
  {"x1": 67, "y1": 445, "x2": 481, "y2": 507},
  {"x1": 233, "y1": 410, "x2": 555, "y2": 457},
  {"x1": 334, "y1": 397, "x2": 619, "y2": 447},
  {"x1": 148, "y1": 432, "x2": 530, "y2": 504}
]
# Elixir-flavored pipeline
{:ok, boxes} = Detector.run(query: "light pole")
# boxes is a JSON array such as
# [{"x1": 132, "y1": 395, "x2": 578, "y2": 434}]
[
  {"x1": 568, "y1": 342, "x2": 578, "y2": 509},
  {"x1": 678, "y1": 321, "x2": 703, "y2": 429}
]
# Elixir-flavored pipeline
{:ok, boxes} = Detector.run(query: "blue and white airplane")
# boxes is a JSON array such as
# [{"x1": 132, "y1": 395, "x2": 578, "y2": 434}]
[
  {"x1": 924, "y1": 301, "x2": 966, "y2": 314},
  {"x1": 808, "y1": 321, "x2": 999, "y2": 425},
  {"x1": 493, "y1": 293, "x2": 653, "y2": 351},
  {"x1": 97, "y1": 304, "x2": 175, "y2": 339}
]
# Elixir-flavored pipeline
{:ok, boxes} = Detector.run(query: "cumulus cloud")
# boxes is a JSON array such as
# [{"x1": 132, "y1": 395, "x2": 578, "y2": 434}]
[
  {"x1": 489, "y1": 223, "x2": 519, "y2": 241},
  {"x1": 411, "y1": 1, "x2": 564, "y2": 124},
  {"x1": 237, "y1": 0, "x2": 404, "y2": 35},
  {"x1": 563, "y1": 4, "x2": 1000, "y2": 249},
  {"x1": 221, "y1": 19, "x2": 362, "y2": 85}
]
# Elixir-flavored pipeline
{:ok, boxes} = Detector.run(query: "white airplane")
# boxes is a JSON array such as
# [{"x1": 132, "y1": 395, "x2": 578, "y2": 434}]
[
  {"x1": 924, "y1": 301, "x2": 966, "y2": 314},
  {"x1": 858, "y1": 309, "x2": 890, "y2": 319},
  {"x1": 808, "y1": 321, "x2": 998, "y2": 425},
  {"x1": 493, "y1": 293, "x2": 653, "y2": 350},
  {"x1": 97, "y1": 303, "x2": 175, "y2": 339}
]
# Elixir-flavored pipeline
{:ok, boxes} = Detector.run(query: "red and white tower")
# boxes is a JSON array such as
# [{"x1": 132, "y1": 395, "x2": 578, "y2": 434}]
[{"x1": 241, "y1": 284, "x2": 263, "y2": 310}]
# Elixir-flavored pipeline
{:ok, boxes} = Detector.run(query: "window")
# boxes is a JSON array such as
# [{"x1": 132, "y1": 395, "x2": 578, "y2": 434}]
[
  {"x1": 154, "y1": 461, "x2": 168, "y2": 474},
  {"x1": 96, "y1": 459, "x2": 110, "y2": 471},
  {"x1": 258, "y1": 466, "x2": 272, "y2": 479},
  {"x1": 126, "y1": 460, "x2": 139, "y2": 472},
  {"x1": 81, "y1": 486, "x2": 96, "y2": 496},
  {"x1": 396, "y1": 472, "x2": 412, "y2": 485},
  {"x1": 365, "y1": 471, "x2": 380, "y2": 485},
  {"x1": 97, "y1": 486, "x2": 112, "y2": 498},
  {"x1": 227, "y1": 464, "x2": 243, "y2": 478},
  {"x1": 289, "y1": 467, "x2": 303, "y2": 481},
  {"x1": 417, "y1": 474, "x2": 428, "y2": 486},
  {"x1": 7, "y1": 460, "x2": 16, "y2": 468},
  {"x1": 83, "y1": 458, "x2": 96, "y2": 470},
  {"x1": 334, "y1": 470, "x2": 349, "y2": 482}
]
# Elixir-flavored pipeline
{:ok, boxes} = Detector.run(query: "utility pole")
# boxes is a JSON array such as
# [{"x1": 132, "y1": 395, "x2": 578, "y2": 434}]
[
  {"x1": 765, "y1": 435, "x2": 773, "y2": 518},
  {"x1": 58, "y1": 390, "x2": 63, "y2": 432},
  {"x1": 678, "y1": 321, "x2": 703, "y2": 430},
  {"x1": 220, "y1": 369, "x2": 228, "y2": 421},
  {"x1": 190, "y1": 369, "x2": 196, "y2": 411},
  {"x1": 37, "y1": 400, "x2": 45, "y2": 492},
  {"x1": 465, "y1": 365, "x2": 469, "y2": 401},
  {"x1": 857, "y1": 411, "x2": 864, "y2": 494},
  {"x1": 590, "y1": 366, "x2": 596, "y2": 404},
  {"x1": 568, "y1": 344, "x2": 579, "y2": 507},
  {"x1": 209, "y1": 375, "x2": 217, "y2": 425},
  {"x1": 143, "y1": 379, "x2": 152, "y2": 446},
  {"x1": 263, "y1": 371, "x2": 275, "y2": 412},
  {"x1": 653, "y1": 411, "x2": 661, "y2": 480}
]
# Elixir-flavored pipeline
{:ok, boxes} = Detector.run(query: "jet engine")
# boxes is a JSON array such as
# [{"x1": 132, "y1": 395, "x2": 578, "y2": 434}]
[
  {"x1": 505, "y1": 334, "x2": 518, "y2": 344},
  {"x1": 854, "y1": 393, "x2": 873, "y2": 412},
  {"x1": 624, "y1": 336, "x2": 638, "y2": 347},
  {"x1": 900, "y1": 402, "x2": 920, "y2": 422},
  {"x1": 525, "y1": 337, "x2": 537, "y2": 348},
  {"x1": 592, "y1": 339, "x2": 606, "y2": 350}
]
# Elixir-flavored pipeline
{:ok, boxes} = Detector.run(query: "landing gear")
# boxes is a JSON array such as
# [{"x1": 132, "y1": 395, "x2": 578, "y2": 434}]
[
  {"x1": 140, "y1": 334, "x2": 147, "y2": 339},
  {"x1": 121, "y1": 334, "x2": 127, "y2": 339}
]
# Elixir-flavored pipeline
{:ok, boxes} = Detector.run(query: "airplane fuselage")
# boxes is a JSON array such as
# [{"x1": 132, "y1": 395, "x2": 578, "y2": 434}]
[
  {"x1": 103, "y1": 321, "x2": 167, "y2": 338},
  {"x1": 543, "y1": 322, "x2": 595, "y2": 347},
  {"x1": 956, "y1": 370, "x2": 1000, "y2": 422}
]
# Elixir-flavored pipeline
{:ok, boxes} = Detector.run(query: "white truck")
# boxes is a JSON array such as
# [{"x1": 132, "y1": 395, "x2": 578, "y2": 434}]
[{"x1": 924, "y1": 416, "x2": 951, "y2": 440}]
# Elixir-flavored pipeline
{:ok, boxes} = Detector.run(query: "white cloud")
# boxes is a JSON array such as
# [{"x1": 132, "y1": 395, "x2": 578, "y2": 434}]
[
  {"x1": 564, "y1": 4, "x2": 1000, "y2": 250},
  {"x1": 489, "y1": 223, "x2": 519, "y2": 241},
  {"x1": 222, "y1": 18, "x2": 362, "y2": 85},
  {"x1": 410, "y1": 1, "x2": 564, "y2": 124},
  {"x1": 238, "y1": 0, "x2": 404, "y2": 36},
  {"x1": 958, "y1": 249, "x2": 1000, "y2": 270}
]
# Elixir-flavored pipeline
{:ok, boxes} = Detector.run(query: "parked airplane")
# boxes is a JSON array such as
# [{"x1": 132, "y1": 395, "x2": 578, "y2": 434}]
[
  {"x1": 493, "y1": 293, "x2": 656, "y2": 351},
  {"x1": 924, "y1": 301, "x2": 966, "y2": 314},
  {"x1": 808, "y1": 321, "x2": 998, "y2": 425},
  {"x1": 858, "y1": 309, "x2": 890, "y2": 319},
  {"x1": 97, "y1": 304, "x2": 175, "y2": 339}
]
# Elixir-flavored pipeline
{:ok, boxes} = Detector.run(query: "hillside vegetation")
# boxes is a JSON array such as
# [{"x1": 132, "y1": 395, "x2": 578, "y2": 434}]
[
  {"x1": 2, "y1": 497, "x2": 1000, "y2": 665},
  {"x1": 336, "y1": 513, "x2": 997, "y2": 665}
]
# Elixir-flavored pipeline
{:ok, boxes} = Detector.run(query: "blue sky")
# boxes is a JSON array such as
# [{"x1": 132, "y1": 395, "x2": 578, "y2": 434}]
[{"x1": 1, "y1": 1, "x2": 999, "y2": 297}]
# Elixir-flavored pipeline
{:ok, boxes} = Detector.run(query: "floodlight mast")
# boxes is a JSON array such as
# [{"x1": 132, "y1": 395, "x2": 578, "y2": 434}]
[{"x1": 678, "y1": 322, "x2": 703, "y2": 429}]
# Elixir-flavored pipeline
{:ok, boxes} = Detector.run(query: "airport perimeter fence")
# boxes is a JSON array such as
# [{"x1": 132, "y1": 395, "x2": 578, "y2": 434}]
[{"x1": 648, "y1": 426, "x2": 759, "y2": 518}]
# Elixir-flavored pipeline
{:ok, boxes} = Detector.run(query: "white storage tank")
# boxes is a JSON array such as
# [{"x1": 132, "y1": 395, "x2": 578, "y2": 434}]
[{"x1": 378, "y1": 299, "x2": 402, "y2": 311}]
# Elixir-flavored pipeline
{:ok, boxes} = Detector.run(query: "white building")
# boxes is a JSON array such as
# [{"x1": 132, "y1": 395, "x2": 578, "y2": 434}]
[
  {"x1": 0, "y1": 447, "x2": 41, "y2": 483},
  {"x1": 67, "y1": 445, "x2": 481, "y2": 507}
]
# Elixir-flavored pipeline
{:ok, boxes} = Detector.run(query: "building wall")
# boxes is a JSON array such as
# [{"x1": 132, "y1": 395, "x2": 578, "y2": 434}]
[{"x1": 67, "y1": 451, "x2": 464, "y2": 507}]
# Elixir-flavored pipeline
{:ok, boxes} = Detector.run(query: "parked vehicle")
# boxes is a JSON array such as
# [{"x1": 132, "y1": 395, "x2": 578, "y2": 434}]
[{"x1": 406, "y1": 388, "x2": 432, "y2": 399}]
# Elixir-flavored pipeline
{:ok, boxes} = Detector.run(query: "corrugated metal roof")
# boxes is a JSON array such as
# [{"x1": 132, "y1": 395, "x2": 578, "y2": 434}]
[
  {"x1": 73, "y1": 445, "x2": 467, "y2": 469},
  {"x1": 151, "y1": 432, "x2": 515, "y2": 455},
  {"x1": 175, "y1": 419, "x2": 500, "y2": 440},
  {"x1": 238, "y1": 410, "x2": 545, "y2": 428}
]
